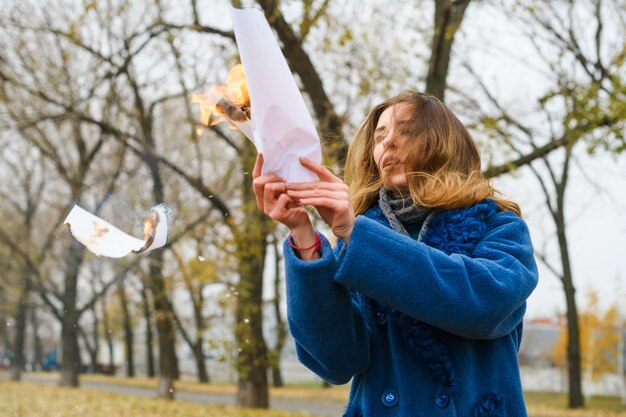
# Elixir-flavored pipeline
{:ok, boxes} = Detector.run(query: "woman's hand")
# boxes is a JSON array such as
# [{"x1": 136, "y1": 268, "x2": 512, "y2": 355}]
[
  {"x1": 286, "y1": 158, "x2": 356, "y2": 244},
  {"x1": 253, "y1": 154, "x2": 320, "y2": 260},
  {"x1": 252, "y1": 153, "x2": 311, "y2": 231}
]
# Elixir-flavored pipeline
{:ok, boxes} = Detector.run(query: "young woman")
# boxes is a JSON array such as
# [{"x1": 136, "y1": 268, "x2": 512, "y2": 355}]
[{"x1": 253, "y1": 91, "x2": 538, "y2": 416}]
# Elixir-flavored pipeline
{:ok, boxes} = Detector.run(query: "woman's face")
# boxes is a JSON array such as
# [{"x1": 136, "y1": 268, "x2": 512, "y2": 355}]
[{"x1": 373, "y1": 102, "x2": 415, "y2": 190}]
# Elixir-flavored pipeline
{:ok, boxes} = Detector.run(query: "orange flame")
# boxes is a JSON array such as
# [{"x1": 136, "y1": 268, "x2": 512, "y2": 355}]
[
  {"x1": 143, "y1": 211, "x2": 158, "y2": 241},
  {"x1": 192, "y1": 64, "x2": 250, "y2": 134}
]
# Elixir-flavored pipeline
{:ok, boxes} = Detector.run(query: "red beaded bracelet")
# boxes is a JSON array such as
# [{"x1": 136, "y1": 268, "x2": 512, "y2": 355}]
[{"x1": 288, "y1": 232, "x2": 322, "y2": 252}]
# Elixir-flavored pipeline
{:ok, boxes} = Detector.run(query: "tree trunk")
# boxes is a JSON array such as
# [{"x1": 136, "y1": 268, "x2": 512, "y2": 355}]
[
  {"x1": 173, "y1": 304, "x2": 210, "y2": 383},
  {"x1": 426, "y1": 0, "x2": 472, "y2": 101},
  {"x1": 118, "y1": 277, "x2": 135, "y2": 377},
  {"x1": 128, "y1": 97, "x2": 177, "y2": 390},
  {"x1": 87, "y1": 303, "x2": 100, "y2": 373},
  {"x1": 1, "y1": 309, "x2": 9, "y2": 357},
  {"x1": 31, "y1": 304, "x2": 43, "y2": 371},
  {"x1": 189, "y1": 273, "x2": 210, "y2": 383},
  {"x1": 235, "y1": 141, "x2": 271, "y2": 408},
  {"x1": 134, "y1": 83, "x2": 179, "y2": 395},
  {"x1": 141, "y1": 284, "x2": 156, "y2": 378},
  {"x1": 80, "y1": 325, "x2": 98, "y2": 374},
  {"x1": 559, "y1": 221, "x2": 584, "y2": 407},
  {"x1": 59, "y1": 246, "x2": 85, "y2": 387},
  {"x1": 269, "y1": 236, "x2": 285, "y2": 388},
  {"x1": 60, "y1": 314, "x2": 81, "y2": 386},
  {"x1": 555, "y1": 144, "x2": 584, "y2": 409},
  {"x1": 9, "y1": 270, "x2": 29, "y2": 381},
  {"x1": 101, "y1": 294, "x2": 115, "y2": 375},
  {"x1": 93, "y1": 306, "x2": 100, "y2": 373},
  {"x1": 271, "y1": 366, "x2": 284, "y2": 388},
  {"x1": 9, "y1": 297, "x2": 26, "y2": 380},
  {"x1": 194, "y1": 340, "x2": 209, "y2": 383},
  {"x1": 193, "y1": 286, "x2": 209, "y2": 383},
  {"x1": 556, "y1": 206, "x2": 584, "y2": 407},
  {"x1": 149, "y1": 250, "x2": 179, "y2": 399}
]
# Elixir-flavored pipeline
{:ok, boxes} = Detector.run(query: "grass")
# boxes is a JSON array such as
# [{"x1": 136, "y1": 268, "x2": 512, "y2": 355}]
[
  {"x1": 0, "y1": 381, "x2": 324, "y2": 417},
  {"x1": 3, "y1": 372, "x2": 626, "y2": 416},
  {"x1": 525, "y1": 391, "x2": 626, "y2": 416}
]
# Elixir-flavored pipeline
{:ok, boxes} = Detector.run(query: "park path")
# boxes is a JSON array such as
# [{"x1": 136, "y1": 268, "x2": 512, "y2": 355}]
[{"x1": 2, "y1": 372, "x2": 344, "y2": 417}]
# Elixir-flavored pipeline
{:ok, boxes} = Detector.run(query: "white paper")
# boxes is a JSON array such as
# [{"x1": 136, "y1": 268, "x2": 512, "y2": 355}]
[
  {"x1": 233, "y1": 119, "x2": 254, "y2": 141},
  {"x1": 230, "y1": 7, "x2": 322, "y2": 183},
  {"x1": 63, "y1": 204, "x2": 168, "y2": 258}
]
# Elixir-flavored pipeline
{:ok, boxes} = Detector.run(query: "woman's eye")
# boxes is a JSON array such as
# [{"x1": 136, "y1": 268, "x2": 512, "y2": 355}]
[{"x1": 374, "y1": 135, "x2": 385, "y2": 143}]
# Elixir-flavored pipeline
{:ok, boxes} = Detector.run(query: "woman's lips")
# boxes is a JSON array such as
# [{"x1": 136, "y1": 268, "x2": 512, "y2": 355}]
[{"x1": 382, "y1": 159, "x2": 401, "y2": 171}]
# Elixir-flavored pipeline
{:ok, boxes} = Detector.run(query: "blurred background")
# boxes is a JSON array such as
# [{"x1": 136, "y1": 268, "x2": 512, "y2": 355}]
[{"x1": 0, "y1": 0, "x2": 625, "y2": 414}]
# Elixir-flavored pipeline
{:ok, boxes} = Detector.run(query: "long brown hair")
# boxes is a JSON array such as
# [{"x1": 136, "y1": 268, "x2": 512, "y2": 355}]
[{"x1": 344, "y1": 91, "x2": 521, "y2": 216}]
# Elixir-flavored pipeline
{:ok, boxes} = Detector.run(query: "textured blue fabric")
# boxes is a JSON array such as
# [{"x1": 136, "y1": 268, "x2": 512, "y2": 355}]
[{"x1": 284, "y1": 199, "x2": 538, "y2": 416}]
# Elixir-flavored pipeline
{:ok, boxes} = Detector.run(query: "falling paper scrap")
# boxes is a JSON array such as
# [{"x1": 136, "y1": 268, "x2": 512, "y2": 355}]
[{"x1": 64, "y1": 204, "x2": 168, "y2": 258}]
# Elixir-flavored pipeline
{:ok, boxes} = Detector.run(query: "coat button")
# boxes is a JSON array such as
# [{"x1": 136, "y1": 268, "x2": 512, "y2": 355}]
[
  {"x1": 374, "y1": 311, "x2": 387, "y2": 325},
  {"x1": 435, "y1": 391, "x2": 450, "y2": 408},
  {"x1": 381, "y1": 389, "x2": 399, "y2": 407}
]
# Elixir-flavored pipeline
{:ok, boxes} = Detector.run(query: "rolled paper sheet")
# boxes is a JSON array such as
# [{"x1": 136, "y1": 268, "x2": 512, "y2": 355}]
[
  {"x1": 63, "y1": 204, "x2": 168, "y2": 258},
  {"x1": 230, "y1": 7, "x2": 322, "y2": 183}
]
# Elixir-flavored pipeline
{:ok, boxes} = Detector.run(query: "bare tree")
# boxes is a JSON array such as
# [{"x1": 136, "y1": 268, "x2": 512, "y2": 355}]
[
  {"x1": 459, "y1": 0, "x2": 626, "y2": 408},
  {"x1": 0, "y1": 148, "x2": 45, "y2": 381},
  {"x1": 0, "y1": 39, "x2": 128, "y2": 385}
]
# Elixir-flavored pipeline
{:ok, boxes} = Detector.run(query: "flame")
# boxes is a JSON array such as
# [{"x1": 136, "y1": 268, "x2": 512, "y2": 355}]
[
  {"x1": 143, "y1": 211, "x2": 158, "y2": 241},
  {"x1": 224, "y1": 64, "x2": 249, "y2": 106},
  {"x1": 192, "y1": 64, "x2": 250, "y2": 131}
]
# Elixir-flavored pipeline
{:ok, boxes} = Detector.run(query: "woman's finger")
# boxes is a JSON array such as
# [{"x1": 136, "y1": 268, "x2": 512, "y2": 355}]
[
  {"x1": 263, "y1": 182, "x2": 287, "y2": 214},
  {"x1": 299, "y1": 157, "x2": 342, "y2": 183},
  {"x1": 297, "y1": 197, "x2": 348, "y2": 210},
  {"x1": 287, "y1": 189, "x2": 346, "y2": 201},
  {"x1": 253, "y1": 173, "x2": 284, "y2": 210},
  {"x1": 286, "y1": 181, "x2": 348, "y2": 192},
  {"x1": 253, "y1": 173, "x2": 283, "y2": 189},
  {"x1": 270, "y1": 193, "x2": 294, "y2": 218},
  {"x1": 269, "y1": 194, "x2": 308, "y2": 229},
  {"x1": 252, "y1": 153, "x2": 264, "y2": 179}
]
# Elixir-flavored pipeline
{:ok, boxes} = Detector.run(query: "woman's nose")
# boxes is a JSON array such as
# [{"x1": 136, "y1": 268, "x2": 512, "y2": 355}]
[{"x1": 382, "y1": 131, "x2": 396, "y2": 148}]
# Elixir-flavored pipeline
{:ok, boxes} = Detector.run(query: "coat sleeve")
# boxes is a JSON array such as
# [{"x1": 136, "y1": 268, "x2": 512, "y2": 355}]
[
  {"x1": 334, "y1": 210, "x2": 539, "y2": 339},
  {"x1": 284, "y1": 235, "x2": 370, "y2": 384}
]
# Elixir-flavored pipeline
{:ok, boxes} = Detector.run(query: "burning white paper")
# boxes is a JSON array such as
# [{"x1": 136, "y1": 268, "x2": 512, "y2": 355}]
[
  {"x1": 230, "y1": 7, "x2": 322, "y2": 183},
  {"x1": 192, "y1": 64, "x2": 255, "y2": 140},
  {"x1": 63, "y1": 204, "x2": 168, "y2": 258}
]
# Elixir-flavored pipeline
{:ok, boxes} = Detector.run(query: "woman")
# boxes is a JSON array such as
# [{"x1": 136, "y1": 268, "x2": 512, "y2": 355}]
[{"x1": 253, "y1": 91, "x2": 538, "y2": 416}]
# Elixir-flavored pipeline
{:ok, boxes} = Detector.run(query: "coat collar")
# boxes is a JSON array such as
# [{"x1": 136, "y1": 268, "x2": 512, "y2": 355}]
[{"x1": 362, "y1": 198, "x2": 500, "y2": 254}]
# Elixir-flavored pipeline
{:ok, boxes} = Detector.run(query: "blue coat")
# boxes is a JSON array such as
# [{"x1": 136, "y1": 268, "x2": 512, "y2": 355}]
[{"x1": 283, "y1": 199, "x2": 538, "y2": 416}]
